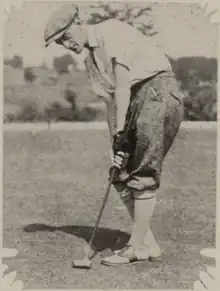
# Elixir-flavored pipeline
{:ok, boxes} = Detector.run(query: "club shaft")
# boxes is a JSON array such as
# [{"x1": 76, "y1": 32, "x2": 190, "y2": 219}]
[
  {"x1": 86, "y1": 167, "x2": 117, "y2": 257},
  {"x1": 85, "y1": 102, "x2": 138, "y2": 259}
]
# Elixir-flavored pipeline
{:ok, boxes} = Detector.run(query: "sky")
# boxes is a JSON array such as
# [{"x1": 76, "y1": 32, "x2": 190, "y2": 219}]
[{"x1": 3, "y1": 2, "x2": 218, "y2": 68}]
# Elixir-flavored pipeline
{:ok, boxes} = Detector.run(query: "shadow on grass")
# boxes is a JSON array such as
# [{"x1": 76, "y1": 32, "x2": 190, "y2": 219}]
[{"x1": 23, "y1": 223, "x2": 130, "y2": 254}]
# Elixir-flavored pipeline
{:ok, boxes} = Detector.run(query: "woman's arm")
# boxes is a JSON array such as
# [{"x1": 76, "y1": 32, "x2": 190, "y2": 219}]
[
  {"x1": 113, "y1": 61, "x2": 130, "y2": 133},
  {"x1": 104, "y1": 97, "x2": 115, "y2": 144}
]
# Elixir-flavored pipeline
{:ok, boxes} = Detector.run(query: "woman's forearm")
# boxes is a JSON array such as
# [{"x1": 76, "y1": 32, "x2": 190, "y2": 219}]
[{"x1": 115, "y1": 86, "x2": 130, "y2": 132}]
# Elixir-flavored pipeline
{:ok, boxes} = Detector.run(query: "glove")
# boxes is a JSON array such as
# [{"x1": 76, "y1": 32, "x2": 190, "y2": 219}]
[
  {"x1": 112, "y1": 130, "x2": 131, "y2": 154},
  {"x1": 110, "y1": 131, "x2": 133, "y2": 183}
]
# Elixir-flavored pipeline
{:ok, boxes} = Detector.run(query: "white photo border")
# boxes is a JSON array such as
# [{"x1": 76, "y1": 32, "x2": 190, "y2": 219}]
[{"x1": 0, "y1": 0, "x2": 219, "y2": 290}]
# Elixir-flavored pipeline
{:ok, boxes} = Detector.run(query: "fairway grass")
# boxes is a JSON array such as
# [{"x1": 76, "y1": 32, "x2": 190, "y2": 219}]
[{"x1": 3, "y1": 127, "x2": 216, "y2": 289}]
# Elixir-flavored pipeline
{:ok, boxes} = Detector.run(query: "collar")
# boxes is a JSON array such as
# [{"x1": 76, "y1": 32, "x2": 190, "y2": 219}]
[{"x1": 87, "y1": 25, "x2": 99, "y2": 48}]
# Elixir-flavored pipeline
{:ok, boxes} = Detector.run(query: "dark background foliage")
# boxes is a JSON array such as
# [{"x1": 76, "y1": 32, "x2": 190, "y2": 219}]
[{"x1": 4, "y1": 3, "x2": 217, "y2": 122}]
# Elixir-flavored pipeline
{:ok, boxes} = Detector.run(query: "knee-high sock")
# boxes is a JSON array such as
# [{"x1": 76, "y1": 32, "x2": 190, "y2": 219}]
[
  {"x1": 144, "y1": 228, "x2": 161, "y2": 255},
  {"x1": 116, "y1": 185, "x2": 134, "y2": 220},
  {"x1": 123, "y1": 198, "x2": 134, "y2": 220},
  {"x1": 118, "y1": 188, "x2": 160, "y2": 255},
  {"x1": 128, "y1": 192, "x2": 156, "y2": 249}
]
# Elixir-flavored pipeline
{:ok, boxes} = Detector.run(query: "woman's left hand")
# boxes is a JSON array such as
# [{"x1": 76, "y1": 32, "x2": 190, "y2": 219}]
[
  {"x1": 109, "y1": 151, "x2": 130, "y2": 182},
  {"x1": 113, "y1": 151, "x2": 126, "y2": 170}
]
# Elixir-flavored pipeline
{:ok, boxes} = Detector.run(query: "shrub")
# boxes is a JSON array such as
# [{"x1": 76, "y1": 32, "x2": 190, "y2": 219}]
[
  {"x1": 64, "y1": 87, "x2": 78, "y2": 110},
  {"x1": 44, "y1": 102, "x2": 75, "y2": 122},
  {"x1": 44, "y1": 101, "x2": 101, "y2": 122},
  {"x1": 53, "y1": 54, "x2": 77, "y2": 75},
  {"x1": 24, "y1": 67, "x2": 37, "y2": 83},
  {"x1": 14, "y1": 102, "x2": 44, "y2": 122},
  {"x1": 76, "y1": 106, "x2": 101, "y2": 121}
]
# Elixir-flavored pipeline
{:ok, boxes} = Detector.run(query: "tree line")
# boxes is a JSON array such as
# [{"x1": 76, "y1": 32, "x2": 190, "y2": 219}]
[{"x1": 4, "y1": 3, "x2": 217, "y2": 121}]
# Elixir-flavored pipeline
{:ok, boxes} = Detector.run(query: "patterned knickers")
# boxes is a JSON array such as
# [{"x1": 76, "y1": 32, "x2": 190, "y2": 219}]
[{"x1": 113, "y1": 71, "x2": 184, "y2": 193}]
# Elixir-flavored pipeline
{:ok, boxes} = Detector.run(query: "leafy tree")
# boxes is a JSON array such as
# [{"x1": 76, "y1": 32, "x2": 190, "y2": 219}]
[
  {"x1": 170, "y1": 57, "x2": 217, "y2": 121},
  {"x1": 4, "y1": 54, "x2": 23, "y2": 68},
  {"x1": 184, "y1": 84, "x2": 217, "y2": 121},
  {"x1": 86, "y1": 3, "x2": 157, "y2": 36},
  {"x1": 170, "y1": 56, "x2": 217, "y2": 91}
]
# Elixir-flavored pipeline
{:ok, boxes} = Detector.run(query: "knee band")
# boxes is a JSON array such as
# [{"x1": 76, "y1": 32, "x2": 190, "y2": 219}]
[
  {"x1": 133, "y1": 190, "x2": 156, "y2": 200},
  {"x1": 120, "y1": 190, "x2": 133, "y2": 203},
  {"x1": 114, "y1": 183, "x2": 134, "y2": 203}
]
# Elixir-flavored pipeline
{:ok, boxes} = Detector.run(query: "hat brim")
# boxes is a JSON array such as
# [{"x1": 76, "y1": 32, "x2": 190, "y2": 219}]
[{"x1": 45, "y1": 30, "x2": 65, "y2": 47}]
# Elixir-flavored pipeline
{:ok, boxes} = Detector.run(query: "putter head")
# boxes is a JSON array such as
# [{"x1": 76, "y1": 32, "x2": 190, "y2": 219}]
[{"x1": 72, "y1": 258, "x2": 93, "y2": 269}]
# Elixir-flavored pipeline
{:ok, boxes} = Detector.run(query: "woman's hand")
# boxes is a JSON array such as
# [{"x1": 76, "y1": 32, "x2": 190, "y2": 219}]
[
  {"x1": 113, "y1": 151, "x2": 125, "y2": 170},
  {"x1": 109, "y1": 151, "x2": 130, "y2": 183},
  {"x1": 110, "y1": 130, "x2": 131, "y2": 182},
  {"x1": 113, "y1": 131, "x2": 131, "y2": 154}
]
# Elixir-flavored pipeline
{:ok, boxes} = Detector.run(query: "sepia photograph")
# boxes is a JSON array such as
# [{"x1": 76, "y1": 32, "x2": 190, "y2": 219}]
[{"x1": 2, "y1": 1, "x2": 218, "y2": 289}]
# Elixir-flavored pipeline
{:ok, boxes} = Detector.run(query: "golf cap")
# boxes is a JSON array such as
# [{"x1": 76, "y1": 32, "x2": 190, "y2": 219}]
[{"x1": 44, "y1": 4, "x2": 79, "y2": 47}]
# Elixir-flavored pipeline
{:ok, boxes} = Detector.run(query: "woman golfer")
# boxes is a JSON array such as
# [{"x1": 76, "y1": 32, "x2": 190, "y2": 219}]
[{"x1": 44, "y1": 4, "x2": 184, "y2": 266}]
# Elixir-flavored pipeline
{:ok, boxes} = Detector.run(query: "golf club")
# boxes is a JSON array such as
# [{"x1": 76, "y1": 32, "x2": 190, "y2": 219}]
[{"x1": 72, "y1": 101, "x2": 138, "y2": 269}]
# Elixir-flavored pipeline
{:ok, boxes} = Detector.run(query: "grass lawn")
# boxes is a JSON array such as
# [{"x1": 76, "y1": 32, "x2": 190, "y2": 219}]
[{"x1": 3, "y1": 127, "x2": 216, "y2": 289}]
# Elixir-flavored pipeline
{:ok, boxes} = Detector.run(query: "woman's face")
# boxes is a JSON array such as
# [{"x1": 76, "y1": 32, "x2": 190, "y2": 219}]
[{"x1": 56, "y1": 26, "x2": 85, "y2": 54}]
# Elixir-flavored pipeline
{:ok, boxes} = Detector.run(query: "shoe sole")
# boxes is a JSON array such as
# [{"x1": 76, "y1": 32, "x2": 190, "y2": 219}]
[
  {"x1": 101, "y1": 256, "x2": 162, "y2": 266},
  {"x1": 113, "y1": 250, "x2": 162, "y2": 261}
]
